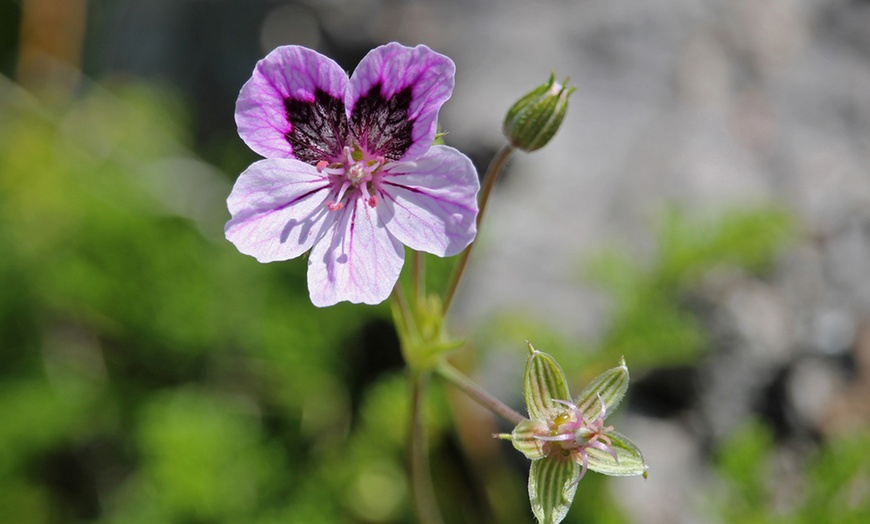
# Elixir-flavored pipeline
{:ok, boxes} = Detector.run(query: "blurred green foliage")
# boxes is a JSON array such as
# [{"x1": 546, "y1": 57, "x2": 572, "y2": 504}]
[
  {"x1": 713, "y1": 421, "x2": 870, "y2": 523},
  {"x1": 587, "y1": 207, "x2": 794, "y2": 368}
]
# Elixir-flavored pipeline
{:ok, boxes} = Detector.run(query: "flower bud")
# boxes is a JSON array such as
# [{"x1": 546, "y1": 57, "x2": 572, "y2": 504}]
[{"x1": 502, "y1": 73, "x2": 575, "y2": 152}]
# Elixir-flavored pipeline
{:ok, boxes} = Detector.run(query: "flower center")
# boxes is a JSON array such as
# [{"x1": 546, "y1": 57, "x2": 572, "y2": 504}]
[
  {"x1": 317, "y1": 146, "x2": 387, "y2": 211},
  {"x1": 551, "y1": 399, "x2": 613, "y2": 451},
  {"x1": 532, "y1": 397, "x2": 619, "y2": 481}
]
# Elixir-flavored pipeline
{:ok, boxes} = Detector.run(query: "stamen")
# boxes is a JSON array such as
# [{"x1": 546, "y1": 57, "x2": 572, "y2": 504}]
[
  {"x1": 535, "y1": 433, "x2": 575, "y2": 442},
  {"x1": 358, "y1": 180, "x2": 375, "y2": 204},
  {"x1": 327, "y1": 180, "x2": 352, "y2": 211},
  {"x1": 316, "y1": 160, "x2": 329, "y2": 172},
  {"x1": 552, "y1": 399, "x2": 584, "y2": 418},
  {"x1": 595, "y1": 394, "x2": 607, "y2": 421},
  {"x1": 319, "y1": 164, "x2": 346, "y2": 176},
  {"x1": 344, "y1": 146, "x2": 356, "y2": 164},
  {"x1": 575, "y1": 448, "x2": 589, "y2": 482},
  {"x1": 367, "y1": 195, "x2": 378, "y2": 208},
  {"x1": 587, "y1": 439, "x2": 619, "y2": 463}
]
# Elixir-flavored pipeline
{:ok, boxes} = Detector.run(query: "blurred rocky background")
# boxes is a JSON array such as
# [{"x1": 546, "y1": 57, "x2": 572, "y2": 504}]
[{"x1": 1, "y1": 0, "x2": 869, "y2": 522}]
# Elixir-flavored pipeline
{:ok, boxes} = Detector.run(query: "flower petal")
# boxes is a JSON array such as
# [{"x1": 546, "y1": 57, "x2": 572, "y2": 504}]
[
  {"x1": 307, "y1": 197, "x2": 405, "y2": 307},
  {"x1": 236, "y1": 45, "x2": 350, "y2": 162},
  {"x1": 586, "y1": 430, "x2": 648, "y2": 478},
  {"x1": 529, "y1": 457, "x2": 580, "y2": 524},
  {"x1": 574, "y1": 357, "x2": 629, "y2": 423},
  {"x1": 378, "y1": 145, "x2": 479, "y2": 257},
  {"x1": 524, "y1": 346, "x2": 572, "y2": 422},
  {"x1": 348, "y1": 43, "x2": 454, "y2": 162},
  {"x1": 225, "y1": 159, "x2": 331, "y2": 262}
]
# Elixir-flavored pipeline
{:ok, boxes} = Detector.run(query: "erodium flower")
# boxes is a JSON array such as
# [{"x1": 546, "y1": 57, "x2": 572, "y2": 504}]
[
  {"x1": 226, "y1": 43, "x2": 479, "y2": 307},
  {"x1": 502, "y1": 345, "x2": 647, "y2": 524}
]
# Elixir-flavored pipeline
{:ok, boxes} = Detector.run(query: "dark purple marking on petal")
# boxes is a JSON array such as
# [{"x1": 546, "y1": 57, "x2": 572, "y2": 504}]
[
  {"x1": 284, "y1": 89, "x2": 349, "y2": 164},
  {"x1": 349, "y1": 84, "x2": 414, "y2": 161}
]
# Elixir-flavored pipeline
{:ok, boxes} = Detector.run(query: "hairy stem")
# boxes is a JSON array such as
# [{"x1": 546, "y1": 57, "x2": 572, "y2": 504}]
[
  {"x1": 412, "y1": 249, "x2": 425, "y2": 304},
  {"x1": 391, "y1": 285, "x2": 413, "y2": 337},
  {"x1": 435, "y1": 360, "x2": 526, "y2": 425},
  {"x1": 443, "y1": 144, "x2": 515, "y2": 312}
]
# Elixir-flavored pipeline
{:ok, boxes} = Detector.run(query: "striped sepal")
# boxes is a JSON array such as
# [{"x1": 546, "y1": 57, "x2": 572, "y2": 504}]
[
  {"x1": 529, "y1": 456, "x2": 580, "y2": 524},
  {"x1": 524, "y1": 345, "x2": 571, "y2": 422},
  {"x1": 574, "y1": 357, "x2": 628, "y2": 422}
]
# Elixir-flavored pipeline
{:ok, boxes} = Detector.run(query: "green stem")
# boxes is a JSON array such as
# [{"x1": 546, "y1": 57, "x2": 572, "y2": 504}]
[
  {"x1": 443, "y1": 144, "x2": 515, "y2": 313},
  {"x1": 409, "y1": 371, "x2": 444, "y2": 524},
  {"x1": 412, "y1": 249, "x2": 425, "y2": 304},
  {"x1": 391, "y1": 285, "x2": 413, "y2": 336},
  {"x1": 435, "y1": 360, "x2": 526, "y2": 425},
  {"x1": 391, "y1": 285, "x2": 424, "y2": 373}
]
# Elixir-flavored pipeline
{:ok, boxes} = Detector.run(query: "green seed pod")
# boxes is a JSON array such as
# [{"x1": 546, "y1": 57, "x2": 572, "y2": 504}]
[{"x1": 503, "y1": 73, "x2": 575, "y2": 152}]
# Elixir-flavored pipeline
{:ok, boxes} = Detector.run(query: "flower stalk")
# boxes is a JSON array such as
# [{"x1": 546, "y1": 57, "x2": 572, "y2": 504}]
[
  {"x1": 434, "y1": 360, "x2": 526, "y2": 425},
  {"x1": 409, "y1": 371, "x2": 445, "y2": 524},
  {"x1": 412, "y1": 249, "x2": 426, "y2": 304}
]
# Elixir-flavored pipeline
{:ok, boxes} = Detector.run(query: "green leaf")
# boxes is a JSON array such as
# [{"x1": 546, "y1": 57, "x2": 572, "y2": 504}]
[
  {"x1": 524, "y1": 346, "x2": 571, "y2": 421},
  {"x1": 586, "y1": 430, "x2": 647, "y2": 477},
  {"x1": 574, "y1": 358, "x2": 629, "y2": 422},
  {"x1": 529, "y1": 457, "x2": 580, "y2": 524}
]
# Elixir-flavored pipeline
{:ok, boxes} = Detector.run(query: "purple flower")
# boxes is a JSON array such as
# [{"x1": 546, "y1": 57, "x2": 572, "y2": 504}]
[{"x1": 226, "y1": 43, "x2": 479, "y2": 307}]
